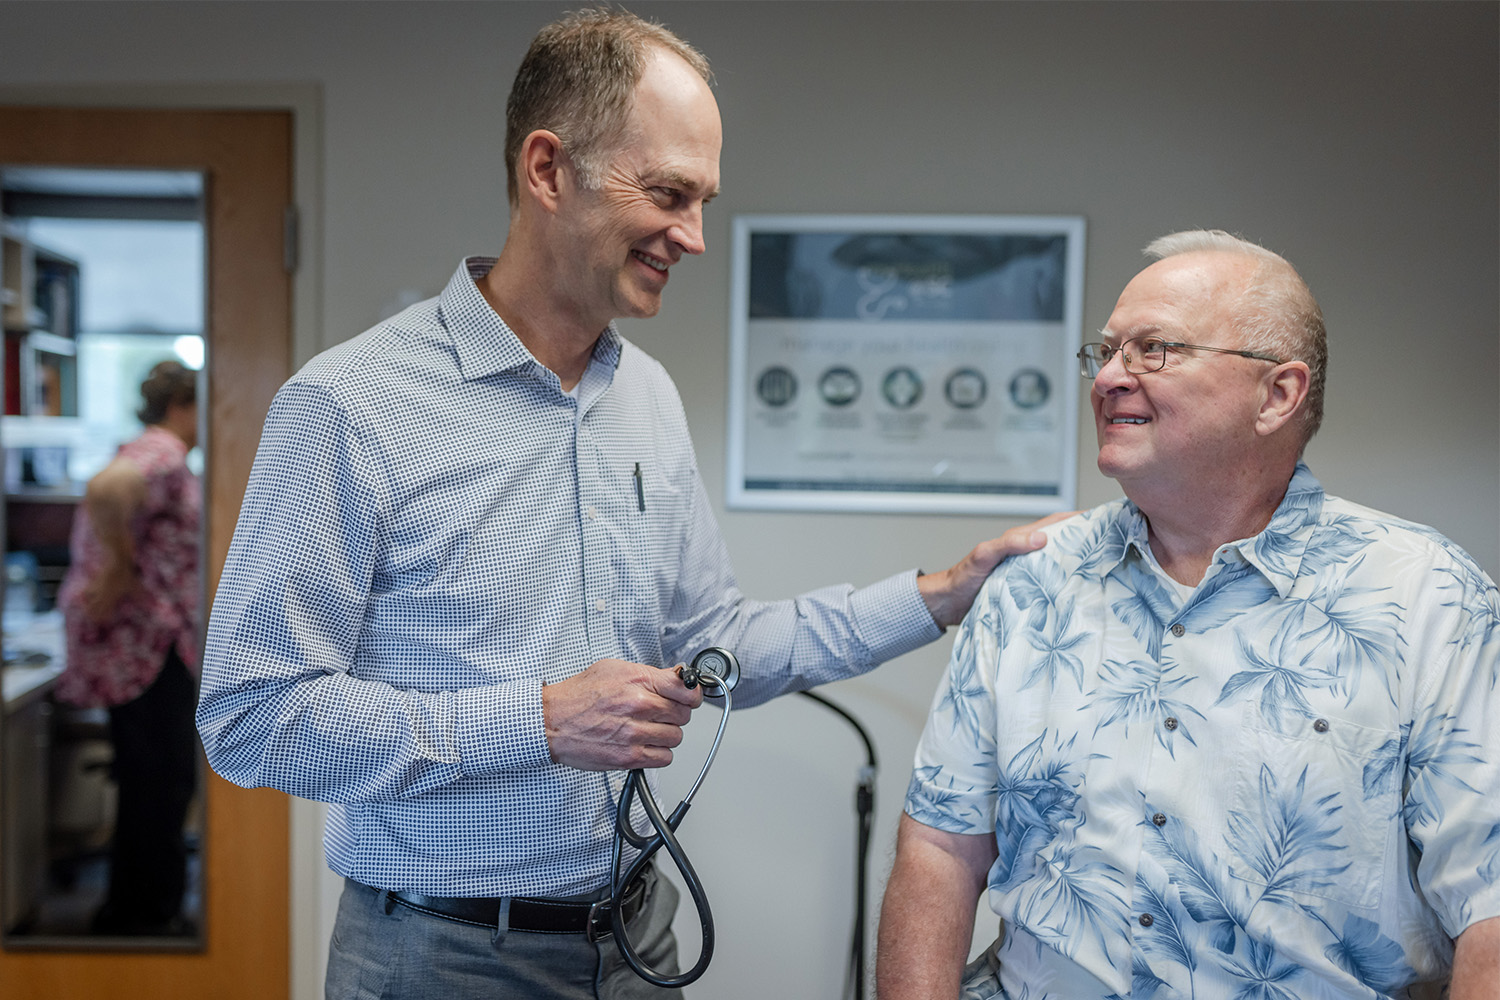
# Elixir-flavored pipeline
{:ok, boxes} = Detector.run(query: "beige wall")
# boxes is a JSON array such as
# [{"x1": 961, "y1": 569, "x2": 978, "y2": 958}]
[{"x1": 2, "y1": 2, "x2": 1495, "y2": 997}]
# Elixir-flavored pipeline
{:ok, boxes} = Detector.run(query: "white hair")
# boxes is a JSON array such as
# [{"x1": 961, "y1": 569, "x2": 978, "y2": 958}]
[{"x1": 1145, "y1": 229, "x2": 1327, "y2": 443}]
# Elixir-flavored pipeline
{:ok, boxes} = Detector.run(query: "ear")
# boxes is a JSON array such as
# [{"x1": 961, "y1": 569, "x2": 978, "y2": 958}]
[
  {"x1": 517, "y1": 129, "x2": 568, "y2": 213},
  {"x1": 1255, "y1": 360, "x2": 1311, "y2": 437}
]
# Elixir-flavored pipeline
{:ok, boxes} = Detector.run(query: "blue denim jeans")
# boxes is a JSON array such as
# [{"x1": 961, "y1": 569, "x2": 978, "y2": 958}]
[{"x1": 325, "y1": 871, "x2": 682, "y2": 1000}]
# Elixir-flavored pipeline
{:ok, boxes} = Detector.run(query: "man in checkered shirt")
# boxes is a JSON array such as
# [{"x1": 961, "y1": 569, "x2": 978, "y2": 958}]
[{"x1": 197, "y1": 9, "x2": 1052, "y2": 999}]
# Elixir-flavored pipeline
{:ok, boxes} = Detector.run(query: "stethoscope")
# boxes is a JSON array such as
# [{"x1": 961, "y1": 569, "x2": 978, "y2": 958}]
[{"x1": 606, "y1": 646, "x2": 741, "y2": 988}]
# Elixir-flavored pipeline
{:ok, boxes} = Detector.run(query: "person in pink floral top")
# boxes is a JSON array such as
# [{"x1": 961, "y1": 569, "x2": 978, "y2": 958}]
[{"x1": 57, "y1": 359, "x2": 201, "y2": 935}]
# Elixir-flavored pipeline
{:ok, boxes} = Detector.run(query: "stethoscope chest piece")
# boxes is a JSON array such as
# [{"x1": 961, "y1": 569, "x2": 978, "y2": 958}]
[{"x1": 684, "y1": 646, "x2": 739, "y2": 695}]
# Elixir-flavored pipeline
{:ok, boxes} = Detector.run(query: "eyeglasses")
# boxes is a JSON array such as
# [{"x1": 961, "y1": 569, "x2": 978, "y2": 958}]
[{"x1": 1076, "y1": 338, "x2": 1283, "y2": 379}]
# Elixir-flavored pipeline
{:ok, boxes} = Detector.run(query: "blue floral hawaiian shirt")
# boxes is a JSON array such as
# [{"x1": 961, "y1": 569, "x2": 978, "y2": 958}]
[{"x1": 908, "y1": 463, "x2": 1500, "y2": 999}]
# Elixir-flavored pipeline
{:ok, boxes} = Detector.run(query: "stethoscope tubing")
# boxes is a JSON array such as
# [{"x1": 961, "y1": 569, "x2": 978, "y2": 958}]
[{"x1": 608, "y1": 652, "x2": 735, "y2": 988}]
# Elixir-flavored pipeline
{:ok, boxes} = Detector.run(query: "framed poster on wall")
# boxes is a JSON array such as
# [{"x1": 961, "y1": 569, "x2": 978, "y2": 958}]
[{"x1": 727, "y1": 214, "x2": 1086, "y2": 515}]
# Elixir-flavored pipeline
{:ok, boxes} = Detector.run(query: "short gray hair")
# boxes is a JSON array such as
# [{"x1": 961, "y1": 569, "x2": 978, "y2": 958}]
[{"x1": 1145, "y1": 229, "x2": 1327, "y2": 443}]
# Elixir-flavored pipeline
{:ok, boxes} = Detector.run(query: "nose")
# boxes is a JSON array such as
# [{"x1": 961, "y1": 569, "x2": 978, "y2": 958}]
[
  {"x1": 669, "y1": 205, "x2": 707, "y2": 257},
  {"x1": 1091, "y1": 348, "x2": 1137, "y2": 398}
]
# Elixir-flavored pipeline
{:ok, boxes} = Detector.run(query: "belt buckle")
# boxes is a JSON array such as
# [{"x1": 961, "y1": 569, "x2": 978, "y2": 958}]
[{"x1": 586, "y1": 897, "x2": 614, "y2": 942}]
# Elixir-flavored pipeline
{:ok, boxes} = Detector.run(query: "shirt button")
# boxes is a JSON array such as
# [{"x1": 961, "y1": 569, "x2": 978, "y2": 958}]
[
  {"x1": 1170, "y1": 623, "x2": 1186, "y2": 637},
  {"x1": 1313, "y1": 718, "x2": 1330, "y2": 733},
  {"x1": 1139, "y1": 913, "x2": 1154, "y2": 927},
  {"x1": 593, "y1": 598, "x2": 607, "y2": 613},
  {"x1": 1152, "y1": 812, "x2": 1167, "y2": 827},
  {"x1": 586, "y1": 505, "x2": 599, "y2": 520},
  {"x1": 1163, "y1": 717, "x2": 1179, "y2": 731}
]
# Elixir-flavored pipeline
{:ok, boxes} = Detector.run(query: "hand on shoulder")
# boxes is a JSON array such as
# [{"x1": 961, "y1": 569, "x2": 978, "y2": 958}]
[{"x1": 917, "y1": 511, "x2": 1076, "y2": 629}]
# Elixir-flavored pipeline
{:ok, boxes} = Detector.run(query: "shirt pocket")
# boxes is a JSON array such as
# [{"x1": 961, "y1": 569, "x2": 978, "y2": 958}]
[
  {"x1": 1224, "y1": 699, "x2": 1398, "y2": 911},
  {"x1": 619, "y1": 460, "x2": 692, "y2": 631},
  {"x1": 626, "y1": 462, "x2": 689, "y2": 564}
]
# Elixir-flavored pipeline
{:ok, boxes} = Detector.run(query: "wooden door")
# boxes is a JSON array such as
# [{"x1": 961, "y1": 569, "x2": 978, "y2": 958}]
[{"x1": 0, "y1": 106, "x2": 292, "y2": 1000}]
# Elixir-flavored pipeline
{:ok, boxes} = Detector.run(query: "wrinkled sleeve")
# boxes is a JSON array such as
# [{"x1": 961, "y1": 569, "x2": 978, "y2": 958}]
[
  {"x1": 1403, "y1": 553, "x2": 1500, "y2": 937},
  {"x1": 196, "y1": 382, "x2": 551, "y2": 804},
  {"x1": 658, "y1": 461, "x2": 942, "y2": 709}
]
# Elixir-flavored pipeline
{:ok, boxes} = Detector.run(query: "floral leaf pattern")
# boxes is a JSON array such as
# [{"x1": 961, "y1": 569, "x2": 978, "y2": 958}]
[
  {"x1": 1225, "y1": 765, "x2": 1350, "y2": 904},
  {"x1": 1322, "y1": 915, "x2": 1414, "y2": 993},
  {"x1": 1129, "y1": 955, "x2": 1170, "y2": 1000},
  {"x1": 1290, "y1": 554, "x2": 1405, "y2": 706},
  {"x1": 1016, "y1": 842, "x2": 1131, "y2": 962},
  {"x1": 1089, "y1": 657, "x2": 1203, "y2": 756},
  {"x1": 991, "y1": 732, "x2": 1085, "y2": 892},
  {"x1": 1021, "y1": 599, "x2": 1089, "y2": 691},
  {"x1": 905, "y1": 464, "x2": 1500, "y2": 999},
  {"x1": 1144, "y1": 804, "x2": 1253, "y2": 953},
  {"x1": 1222, "y1": 938, "x2": 1304, "y2": 1000},
  {"x1": 1134, "y1": 866, "x2": 1198, "y2": 975}
]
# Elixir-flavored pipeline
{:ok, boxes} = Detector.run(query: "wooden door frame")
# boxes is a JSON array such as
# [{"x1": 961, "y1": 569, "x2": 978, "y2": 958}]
[{"x1": 0, "y1": 106, "x2": 293, "y2": 1000}]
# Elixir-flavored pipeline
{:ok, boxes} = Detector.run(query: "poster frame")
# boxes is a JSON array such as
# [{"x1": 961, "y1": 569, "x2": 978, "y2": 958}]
[{"x1": 726, "y1": 213, "x2": 1086, "y2": 515}]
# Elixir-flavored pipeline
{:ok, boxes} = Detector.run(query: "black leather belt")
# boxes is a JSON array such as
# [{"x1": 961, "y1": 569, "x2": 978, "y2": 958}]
[{"x1": 366, "y1": 870, "x2": 650, "y2": 940}]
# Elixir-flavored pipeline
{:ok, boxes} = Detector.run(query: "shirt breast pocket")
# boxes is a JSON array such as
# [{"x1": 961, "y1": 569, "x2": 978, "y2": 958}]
[
  {"x1": 624, "y1": 463, "x2": 692, "y2": 610},
  {"x1": 1225, "y1": 699, "x2": 1398, "y2": 912}
]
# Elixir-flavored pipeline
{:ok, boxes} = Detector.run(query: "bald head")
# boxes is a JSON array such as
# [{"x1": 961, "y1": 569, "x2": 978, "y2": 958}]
[{"x1": 1144, "y1": 230, "x2": 1327, "y2": 444}]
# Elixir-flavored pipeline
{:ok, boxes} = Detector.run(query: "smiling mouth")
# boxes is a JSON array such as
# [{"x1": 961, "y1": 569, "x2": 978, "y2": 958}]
[{"x1": 632, "y1": 250, "x2": 668, "y2": 272}]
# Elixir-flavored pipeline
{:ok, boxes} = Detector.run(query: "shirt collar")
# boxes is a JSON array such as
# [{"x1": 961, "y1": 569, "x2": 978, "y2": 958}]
[
  {"x1": 1106, "y1": 462, "x2": 1326, "y2": 597},
  {"x1": 441, "y1": 256, "x2": 623, "y2": 385},
  {"x1": 1233, "y1": 461, "x2": 1326, "y2": 596}
]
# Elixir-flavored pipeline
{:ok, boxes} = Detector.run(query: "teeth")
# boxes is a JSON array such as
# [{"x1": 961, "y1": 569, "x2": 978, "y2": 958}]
[
  {"x1": 1112, "y1": 417, "x2": 1147, "y2": 424},
  {"x1": 633, "y1": 251, "x2": 667, "y2": 272}
]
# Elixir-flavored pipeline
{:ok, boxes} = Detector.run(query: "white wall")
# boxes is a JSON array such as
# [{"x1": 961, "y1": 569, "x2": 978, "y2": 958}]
[{"x1": 3, "y1": 2, "x2": 1495, "y2": 998}]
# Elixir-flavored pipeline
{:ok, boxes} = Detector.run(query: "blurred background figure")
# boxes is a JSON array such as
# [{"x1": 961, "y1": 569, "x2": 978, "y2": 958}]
[{"x1": 55, "y1": 360, "x2": 201, "y2": 935}]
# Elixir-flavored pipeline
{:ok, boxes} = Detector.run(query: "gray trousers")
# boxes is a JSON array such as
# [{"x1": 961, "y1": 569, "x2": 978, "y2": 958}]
[{"x1": 325, "y1": 872, "x2": 683, "y2": 1000}]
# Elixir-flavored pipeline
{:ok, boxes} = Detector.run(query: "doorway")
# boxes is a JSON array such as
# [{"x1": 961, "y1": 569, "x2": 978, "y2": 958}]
[
  {"x1": 2, "y1": 164, "x2": 209, "y2": 944},
  {"x1": 0, "y1": 106, "x2": 292, "y2": 999}
]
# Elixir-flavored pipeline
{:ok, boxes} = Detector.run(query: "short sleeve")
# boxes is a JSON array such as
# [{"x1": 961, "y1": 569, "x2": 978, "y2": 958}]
[{"x1": 905, "y1": 576, "x2": 1004, "y2": 835}]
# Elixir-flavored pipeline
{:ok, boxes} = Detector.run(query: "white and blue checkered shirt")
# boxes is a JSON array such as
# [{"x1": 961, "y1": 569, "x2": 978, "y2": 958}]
[{"x1": 198, "y1": 257, "x2": 941, "y2": 897}]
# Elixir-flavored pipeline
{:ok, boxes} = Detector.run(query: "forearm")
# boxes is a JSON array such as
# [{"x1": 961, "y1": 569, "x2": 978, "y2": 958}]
[
  {"x1": 83, "y1": 554, "x2": 140, "y2": 616},
  {"x1": 80, "y1": 457, "x2": 145, "y2": 611},
  {"x1": 84, "y1": 457, "x2": 145, "y2": 537},
  {"x1": 877, "y1": 873, "x2": 975, "y2": 999},
  {"x1": 1452, "y1": 916, "x2": 1500, "y2": 1000},
  {"x1": 876, "y1": 815, "x2": 996, "y2": 1000},
  {"x1": 668, "y1": 571, "x2": 940, "y2": 709},
  {"x1": 694, "y1": 516, "x2": 1063, "y2": 703}
]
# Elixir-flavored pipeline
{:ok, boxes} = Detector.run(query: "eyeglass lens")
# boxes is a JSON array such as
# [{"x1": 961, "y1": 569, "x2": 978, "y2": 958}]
[{"x1": 1080, "y1": 339, "x2": 1167, "y2": 377}]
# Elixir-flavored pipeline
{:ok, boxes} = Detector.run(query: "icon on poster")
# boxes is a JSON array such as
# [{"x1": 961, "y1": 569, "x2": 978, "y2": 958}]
[
  {"x1": 1008, "y1": 368, "x2": 1051, "y2": 409},
  {"x1": 882, "y1": 367, "x2": 923, "y2": 409},
  {"x1": 818, "y1": 366, "x2": 861, "y2": 407},
  {"x1": 756, "y1": 366, "x2": 798, "y2": 407},
  {"x1": 944, "y1": 368, "x2": 987, "y2": 409}
]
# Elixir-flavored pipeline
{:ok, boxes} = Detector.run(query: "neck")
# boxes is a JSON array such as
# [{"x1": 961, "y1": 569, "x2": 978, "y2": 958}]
[
  {"x1": 480, "y1": 235, "x2": 601, "y2": 391},
  {"x1": 1131, "y1": 467, "x2": 1293, "y2": 586},
  {"x1": 154, "y1": 416, "x2": 195, "y2": 451}
]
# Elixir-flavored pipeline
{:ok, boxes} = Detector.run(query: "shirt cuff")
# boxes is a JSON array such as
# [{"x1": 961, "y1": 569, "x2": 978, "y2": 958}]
[
  {"x1": 850, "y1": 569, "x2": 944, "y2": 666},
  {"x1": 454, "y1": 678, "x2": 553, "y2": 774}
]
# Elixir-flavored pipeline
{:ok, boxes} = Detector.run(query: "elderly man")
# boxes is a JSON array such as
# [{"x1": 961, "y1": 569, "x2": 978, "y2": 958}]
[
  {"x1": 197, "y1": 9, "x2": 1048, "y2": 999},
  {"x1": 877, "y1": 231, "x2": 1500, "y2": 1000}
]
